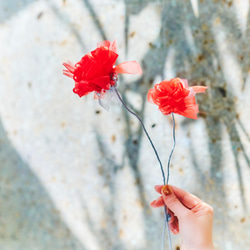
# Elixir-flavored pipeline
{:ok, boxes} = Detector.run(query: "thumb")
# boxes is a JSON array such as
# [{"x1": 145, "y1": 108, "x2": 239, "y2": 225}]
[{"x1": 161, "y1": 185, "x2": 190, "y2": 218}]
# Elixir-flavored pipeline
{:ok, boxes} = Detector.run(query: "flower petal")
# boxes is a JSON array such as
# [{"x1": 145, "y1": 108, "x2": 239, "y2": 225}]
[
  {"x1": 91, "y1": 46, "x2": 118, "y2": 67},
  {"x1": 179, "y1": 105, "x2": 199, "y2": 119},
  {"x1": 180, "y1": 78, "x2": 189, "y2": 88},
  {"x1": 110, "y1": 40, "x2": 117, "y2": 53},
  {"x1": 179, "y1": 92, "x2": 198, "y2": 119},
  {"x1": 114, "y1": 61, "x2": 143, "y2": 75},
  {"x1": 73, "y1": 81, "x2": 97, "y2": 97},
  {"x1": 147, "y1": 88, "x2": 155, "y2": 104},
  {"x1": 92, "y1": 76, "x2": 111, "y2": 90},
  {"x1": 63, "y1": 61, "x2": 76, "y2": 73},
  {"x1": 63, "y1": 61, "x2": 76, "y2": 78},
  {"x1": 63, "y1": 70, "x2": 74, "y2": 78},
  {"x1": 97, "y1": 40, "x2": 117, "y2": 53},
  {"x1": 63, "y1": 40, "x2": 143, "y2": 100},
  {"x1": 97, "y1": 40, "x2": 111, "y2": 48},
  {"x1": 190, "y1": 86, "x2": 208, "y2": 93},
  {"x1": 147, "y1": 78, "x2": 206, "y2": 119}
]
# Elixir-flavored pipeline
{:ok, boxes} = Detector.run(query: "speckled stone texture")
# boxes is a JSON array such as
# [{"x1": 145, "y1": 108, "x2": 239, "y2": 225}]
[{"x1": 0, "y1": 0, "x2": 249, "y2": 249}]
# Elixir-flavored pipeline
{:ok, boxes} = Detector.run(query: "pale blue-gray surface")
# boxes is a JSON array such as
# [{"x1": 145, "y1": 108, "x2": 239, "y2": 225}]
[{"x1": 0, "y1": 0, "x2": 250, "y2": 249}]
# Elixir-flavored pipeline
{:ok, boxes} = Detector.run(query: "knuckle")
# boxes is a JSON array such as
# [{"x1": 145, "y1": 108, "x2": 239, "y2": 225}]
[
  {"x1": 208, "y1": 205, "x2": 214, "y2": 215},
  {"x1": 203, "y1": 204, "x2": 214, "y2": 215}
]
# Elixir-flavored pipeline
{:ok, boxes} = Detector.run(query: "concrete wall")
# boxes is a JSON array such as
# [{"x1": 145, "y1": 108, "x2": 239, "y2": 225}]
[{"x1": 0, "y1": 0, "x2": 249, "y2": 249}]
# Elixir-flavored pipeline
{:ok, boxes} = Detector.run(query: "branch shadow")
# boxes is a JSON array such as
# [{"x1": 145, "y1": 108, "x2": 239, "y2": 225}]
[
  {"x1": 82, "y1": 0, "x2": 107, "y2": 41},
  {"x1": 79, "y1": 130, "x2": 126, "y2": 250},
  {"x1": 82, "y1": 0, "x2": 159, "y2": 247},
  {"x1": 0, "y1": 0, "x2": 36, "y2": 23},
  {"x1": 0, "y1": 118, "x2": 84, "y2": 249},
  {"x1": 48, "y1": 1, "x2": 86, "y2": 50},
  {"x1": 27, "y1": 0, "x2": 249, "y2": 248},
  {"x1": 123, "y1": 0, "x2": 249, "y2": 247}
]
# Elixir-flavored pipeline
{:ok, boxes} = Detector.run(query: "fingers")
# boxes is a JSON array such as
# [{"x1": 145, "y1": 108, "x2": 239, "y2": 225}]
[
  {"x1": 150, "y1": 200, "x2": 180, "y2": 234},
  {"x1": 151, "y1": 196, "x2": 164, "y2": 208},
  {"x1": 151, "y1": 187, "x2": 181, "y2": 234},
  {"x1": 153, "y1": 185, "x2": 189, "y2": 217},
  {"x1": 168, "y1": 186, "x2": 213, "y2": 216},
  {"x1": 155, "y1": 185, "x2": 202, "y2": 210},
  {"x1": 154, "y1": 185, "x2": 164, "y2": 194},
  {"x1": 167, "y1": 210, "x2": 180, "y2": 234},
  {"x1": 167, "y1": 209, "x2": 175, "y2": 224},
  {"x1": 161, "y1": 185, "x2": 190, "y2": 218},
  {"x1": 191, "y1": 201, "x2": 214, "y2": 217},
  {"x1": 169, "y1": 215, "x2": 179, "y2": 235}
]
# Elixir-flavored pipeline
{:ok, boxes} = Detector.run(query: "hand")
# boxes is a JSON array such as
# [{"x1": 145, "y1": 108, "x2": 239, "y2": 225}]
[{"x1": 151, "y1": 185, "x2": 214, "y2": 250}]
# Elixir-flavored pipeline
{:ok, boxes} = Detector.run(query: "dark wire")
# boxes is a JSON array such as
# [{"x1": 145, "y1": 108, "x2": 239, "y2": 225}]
[
  {"x1": 162, "y1": 113, "x2": 175, "y2": 250},
  {"x1": 113, "y1": 86, "x2": 166, "y2": 184},
  {"x1": 113, "y1": 86, "x2": 174, "y2": 250},
  {"x1": 167, "y1": 113, "x2": 176, "y2": 184}
]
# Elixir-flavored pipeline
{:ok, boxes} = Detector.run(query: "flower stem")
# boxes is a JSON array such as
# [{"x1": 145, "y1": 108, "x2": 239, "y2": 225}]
[
  {"x1": 113, "y1": 86, "x2": 174, "y2": 250},
  {"x1": 162, "y1": 113, "x2": 176, "y2": 250},
  {"x1": 113, "y1": 86, "x2": 166, "y2": 184},
  {"x1": 167, "y1": 113, "x2": 176, "y2": 184}
]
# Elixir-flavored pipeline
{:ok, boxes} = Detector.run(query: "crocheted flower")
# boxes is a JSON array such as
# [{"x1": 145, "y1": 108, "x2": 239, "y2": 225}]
[
  {"x1": 63, "y1": 40, "x2": 142, "y2": 98},
  {"x1": 148, "y1": 78, "x2": 207, "y2": 119}
]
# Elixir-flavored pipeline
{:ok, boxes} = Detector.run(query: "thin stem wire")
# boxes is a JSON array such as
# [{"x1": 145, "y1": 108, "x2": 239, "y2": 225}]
[
  {"x1": 162, "y1": 211, "x2": 172, "y2": 250},
  {"x1": 160, "y1": 0, "x2": 174, "y2": 248},
  {"x1": 113, "y1": 86, "x2": 174, "y2": 250},
  {"x1": 162, "y1": 207, "x2": 172, "y2": 250},
  {"x1": 161, "y1": 113, "x2": 175, "y2": 250},
  {"x1": 113, "y1": 86, "x2": 166, "y2": 184},
  {"x1": 167, "y1": 113, "x2": 176, "y2": 184}
]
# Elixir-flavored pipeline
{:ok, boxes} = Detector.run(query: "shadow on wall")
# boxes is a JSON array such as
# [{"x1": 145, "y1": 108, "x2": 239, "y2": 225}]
[
  {"x1": 80, "y1": 0, "x2": 250, "y2": 248},
  {"x1": 121, "y1": 1, "x2": 250, "y2": 247},
  {"x1": 0, "y1": 118, "x2": 84, "y2": 250},
  {"x1": 0, "y1": 0, "x2": 37, "y2": 23},
  {"x1": 123, "y1": 0, "x2": 250, "y2": 209},
  {"x1": 1, "y1": 0, "x2": 249, "y2": 249}
]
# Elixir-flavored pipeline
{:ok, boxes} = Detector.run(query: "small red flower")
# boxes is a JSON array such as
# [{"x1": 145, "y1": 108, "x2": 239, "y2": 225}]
[
  {"x1": 63, "y1": 40, "x2": 142, "y2": 98},
  {"x1": 148, "y1": 78, "x2": 207, "y2": 119}
]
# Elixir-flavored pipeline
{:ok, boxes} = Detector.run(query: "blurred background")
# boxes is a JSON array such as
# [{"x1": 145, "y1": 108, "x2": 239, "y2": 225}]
[{"x1": 0, "y1": 0, "x2": 250, "y2": 249}]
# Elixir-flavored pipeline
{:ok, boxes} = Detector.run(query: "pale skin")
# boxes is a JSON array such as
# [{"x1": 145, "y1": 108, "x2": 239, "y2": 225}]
[{"x1": 151, "y1": 185, "x2": 215, "y2": 250}]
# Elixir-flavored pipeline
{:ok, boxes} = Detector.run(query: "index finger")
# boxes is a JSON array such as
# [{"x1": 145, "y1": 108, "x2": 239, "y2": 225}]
[{"x1": 154, "y1": 185, "x2": 201, "y2": 209}]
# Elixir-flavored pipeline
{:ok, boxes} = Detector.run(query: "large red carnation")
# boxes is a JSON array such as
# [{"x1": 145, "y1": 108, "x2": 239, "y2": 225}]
[
  {"x1": 63, "y1": 40, "x2": 142, "y2": 97},
  {"x1": 148, "y1": 78, "x2": 207, "y2": 119}
]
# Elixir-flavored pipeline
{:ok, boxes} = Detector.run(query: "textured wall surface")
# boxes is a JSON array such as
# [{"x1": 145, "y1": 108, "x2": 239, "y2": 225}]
[{"x1": 0, "y1": 0, "x2": 250, "y2": 249}]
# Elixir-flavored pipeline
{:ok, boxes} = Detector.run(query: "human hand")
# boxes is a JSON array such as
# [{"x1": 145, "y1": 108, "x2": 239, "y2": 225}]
[{"x1": 151, "y1": 185, "x2": 214, "y2": 250}]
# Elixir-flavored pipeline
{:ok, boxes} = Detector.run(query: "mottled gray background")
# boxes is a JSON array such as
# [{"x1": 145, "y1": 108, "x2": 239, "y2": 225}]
[{"x1": 0, "y1": 0, "x2": 250, "y2": 249}]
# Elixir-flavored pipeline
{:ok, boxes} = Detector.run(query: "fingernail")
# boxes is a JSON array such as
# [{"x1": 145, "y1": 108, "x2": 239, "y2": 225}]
[{"x1": 162, "y1": 185, "x2": 172, "y2": 196}]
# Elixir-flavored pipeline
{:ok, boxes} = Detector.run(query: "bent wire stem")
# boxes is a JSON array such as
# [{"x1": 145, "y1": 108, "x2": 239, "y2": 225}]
[
  {"x1": 112, "y1": 86, "x2": 165, "y2": 183},
  {"x1": 162, "y1": 206, "x2": 172, "y2": 250},
  {"x1": 162, "y1": 113, "x2": 176, "y2": 250},
  {"x1": 167, "y1": 113, "x2": 176, "y2": 184},
  {"x1": 113, "y1": 86, "x2": 174, "y2": 250}
]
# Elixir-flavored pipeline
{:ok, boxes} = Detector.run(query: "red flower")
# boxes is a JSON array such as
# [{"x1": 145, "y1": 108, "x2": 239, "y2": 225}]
[
  {"x1": 63, "y1": 40, "x2": 142, "y2": 97},
  {"x1": 148, "y1": 78, "x2": 207, "y2": 119}
]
